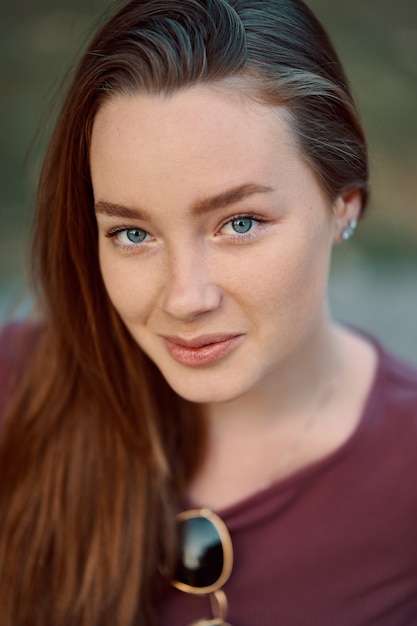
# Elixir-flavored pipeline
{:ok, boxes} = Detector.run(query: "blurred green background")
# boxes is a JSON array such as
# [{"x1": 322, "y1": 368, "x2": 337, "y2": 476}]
[{"x1": 1, "y1": 0, "x2": 416, "y2": 361}]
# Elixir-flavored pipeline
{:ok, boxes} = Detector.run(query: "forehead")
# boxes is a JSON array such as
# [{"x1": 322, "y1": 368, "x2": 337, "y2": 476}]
[
  {"x1": 91, "y1": 85, "x2": 297, "y2": 164},
  {"x1": 89, "y1": 85, "x2": 317, "y2": 213}
]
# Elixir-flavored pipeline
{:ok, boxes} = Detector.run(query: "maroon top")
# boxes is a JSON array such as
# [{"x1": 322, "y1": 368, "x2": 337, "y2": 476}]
[
  {"x1": 159, "y1": 339, "x2": 417, "y2": 626},
  {"x1": 0, "y1": 321, "x2": 40, "y2": 421},
  {"x1": 1, "y1": 325, "x2": 417, "y2": 625}
]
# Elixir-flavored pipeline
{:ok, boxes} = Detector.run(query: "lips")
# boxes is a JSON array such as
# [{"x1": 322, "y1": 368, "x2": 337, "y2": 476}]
[{"x1": 162, "y1": 333, "x2": 244, "y2": 367}]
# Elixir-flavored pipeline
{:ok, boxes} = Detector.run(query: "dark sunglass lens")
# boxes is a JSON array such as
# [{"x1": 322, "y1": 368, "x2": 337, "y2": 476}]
[{"x1": 176, "y1": 516, "x2": 223, "y2": 588}]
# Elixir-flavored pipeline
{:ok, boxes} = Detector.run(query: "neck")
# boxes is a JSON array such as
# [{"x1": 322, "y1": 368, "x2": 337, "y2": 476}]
[{"x1": 188, "y1": 318, "x2": 377, "y2": 511}]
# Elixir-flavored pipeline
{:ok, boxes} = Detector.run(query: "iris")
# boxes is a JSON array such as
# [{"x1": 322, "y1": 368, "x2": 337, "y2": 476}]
[
  {"x1": 231, "y1": 217, "x2": 253, "y2": 234},
  {"x1": 126, "y1": 228, "x2": 147, "y2": 243}
]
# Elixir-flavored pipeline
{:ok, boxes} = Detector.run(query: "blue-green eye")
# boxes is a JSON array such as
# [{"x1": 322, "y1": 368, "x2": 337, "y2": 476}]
[
  {"x1": 105, "y1": 226, "x2": 151, "y2": 248},
  {"x1": 126, "y1": 228, "x2": 147, "y2": 243},
  {"x1": 231, "y1": 217, "x2": 253, "y2": 234}
]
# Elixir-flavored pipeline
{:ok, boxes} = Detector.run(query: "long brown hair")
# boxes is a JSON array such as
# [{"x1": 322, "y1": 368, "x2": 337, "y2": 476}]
[{"x1": 0, "y1": 1, "x2": 369, "y2": 624}]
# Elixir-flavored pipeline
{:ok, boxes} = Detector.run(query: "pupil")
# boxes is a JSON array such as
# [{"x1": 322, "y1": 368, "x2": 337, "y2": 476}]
[
  {"x1": 232, "y1": 218, "x2": 252, "y2": 234},
  {"x1": 127, "y1": 229, "x2": 145, "y2": 243}
]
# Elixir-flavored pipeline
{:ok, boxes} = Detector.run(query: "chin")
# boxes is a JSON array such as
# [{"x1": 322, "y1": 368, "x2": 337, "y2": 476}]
[{"x1": 161, "y1": 370, "x2": 253, "y2": 405}]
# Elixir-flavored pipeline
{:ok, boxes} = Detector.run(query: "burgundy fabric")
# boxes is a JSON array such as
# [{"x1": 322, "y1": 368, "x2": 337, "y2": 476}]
[
  {"x1": 159, "y1": 340, "x2": 417, "y2": 626},
  {"x1": 0, "y1": 321, "x2": 41, "y2": 423},
  {"x1": 1, "y1": 326, "x2": 417, "y2": 624}
]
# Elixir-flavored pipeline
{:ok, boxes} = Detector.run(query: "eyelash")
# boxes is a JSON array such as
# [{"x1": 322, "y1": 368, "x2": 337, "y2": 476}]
[
  {"x1": 218, "y1": 213, "x2": 268, "y2": 240},
  {"x1": 105, "y1": 225, "x2": 152, "y2": 251},
  {"x1": 104, "y1": 213, "x2": 268, "y2": 251}
]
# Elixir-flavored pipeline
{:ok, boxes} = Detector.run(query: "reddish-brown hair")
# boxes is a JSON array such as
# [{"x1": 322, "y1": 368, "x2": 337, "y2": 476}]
[{"x1": 0, "y1": 1, "x2": 369, "y2": 624}]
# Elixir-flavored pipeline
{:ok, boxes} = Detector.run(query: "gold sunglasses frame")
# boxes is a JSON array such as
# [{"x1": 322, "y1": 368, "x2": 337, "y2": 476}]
[{"x1": 172, "y1": 507, "x2": 234, "y2": 595}]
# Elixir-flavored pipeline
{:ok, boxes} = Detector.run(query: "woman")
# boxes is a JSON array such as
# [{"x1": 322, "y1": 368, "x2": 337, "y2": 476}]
[{"x1": 0, "y1": 0, "x2": 416, "y2": 624}]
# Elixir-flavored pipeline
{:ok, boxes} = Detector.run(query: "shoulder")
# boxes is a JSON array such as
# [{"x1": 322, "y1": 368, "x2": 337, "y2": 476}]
[
  {"x1": 373, "y1": 338, "x2": 417, "y2": 408},
  {"x1": 339, "y1": 326, "x2": 417, "y2": 459},
  {"x1": 346, "y1": 326, "x2": 417, "y2": 409},
  {"x1": 358, "y1": 335, "x2": 417, "y2": 456},
  {"x1": 0, "y1": 320, "x2": 44, "y2": 420},
  {"x1": 0, "y1": 320, "x2": 43, "y2": 368}
]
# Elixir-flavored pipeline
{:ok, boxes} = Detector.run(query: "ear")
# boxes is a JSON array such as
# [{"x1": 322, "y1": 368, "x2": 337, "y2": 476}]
[{"x1": 332, "y1": 188, "x2": 362, "y2": 244}]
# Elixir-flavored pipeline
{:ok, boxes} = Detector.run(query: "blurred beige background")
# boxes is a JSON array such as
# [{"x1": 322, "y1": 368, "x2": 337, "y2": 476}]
[{"x1": 0, "y1": 0, "x2": 416, "y2": 361}]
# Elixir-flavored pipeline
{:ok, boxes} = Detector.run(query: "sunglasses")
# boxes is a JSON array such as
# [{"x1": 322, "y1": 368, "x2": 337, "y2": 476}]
[{"x1": 172, "y1": 508, "x2": 234, "y2": 626}]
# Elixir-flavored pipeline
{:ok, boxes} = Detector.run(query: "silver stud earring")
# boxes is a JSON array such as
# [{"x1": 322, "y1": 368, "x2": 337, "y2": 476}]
[{"x1": 341, "y1": 219, "x2": 358, "y2": 241}]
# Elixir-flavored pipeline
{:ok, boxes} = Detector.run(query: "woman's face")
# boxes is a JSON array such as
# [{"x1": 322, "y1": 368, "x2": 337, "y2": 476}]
[{"x1": 91, "y1": 86, "x2": 353, "y2": 404}]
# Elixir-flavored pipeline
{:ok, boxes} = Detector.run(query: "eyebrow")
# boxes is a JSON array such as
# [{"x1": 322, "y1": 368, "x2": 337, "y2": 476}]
[
  {"x1": 191, "y1": 183, "x2": 274, "y2": 216},
  {"x1": 94, "y1": 183, "x2": 274, "y2": 220},
  {"x1": 94, "y1": 201, "x2": 152, "y2": 221}
]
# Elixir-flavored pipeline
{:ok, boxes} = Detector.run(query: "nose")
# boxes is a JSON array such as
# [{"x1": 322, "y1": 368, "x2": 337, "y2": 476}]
[{"x1": 160, "y1": 244, "x2": 222, "y2": 321}]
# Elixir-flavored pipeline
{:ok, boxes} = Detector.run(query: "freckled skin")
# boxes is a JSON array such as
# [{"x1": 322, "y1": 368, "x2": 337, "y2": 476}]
[{"x1": 91, "y1": 86, "x2": 354, "y2": 405}]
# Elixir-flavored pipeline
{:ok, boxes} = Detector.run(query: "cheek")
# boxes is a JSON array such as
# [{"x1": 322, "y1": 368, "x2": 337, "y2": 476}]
[
  {"x1": 98, "y1": 248, "x2": 157, "y2": 324},
  {"x1": 245, "y1": 229, "x2": 332, "y2": 327}
]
